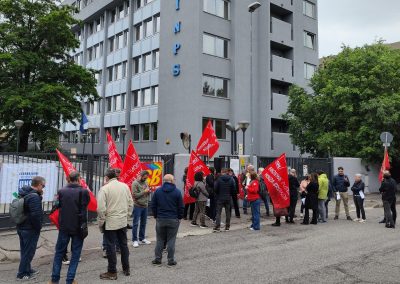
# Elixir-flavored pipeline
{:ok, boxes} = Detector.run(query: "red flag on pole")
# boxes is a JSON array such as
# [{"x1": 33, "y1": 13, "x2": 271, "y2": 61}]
[
  {"x1": 49, "y1": 150, "x2": 98, "y2": 228},
  {"x1": 106, "y1": 131, "x2": 124, "y2": 170},
  {"x1": 261, "y1": 153, "x2": 290, "y2": 209},
  {"x1": 196, "y1": 120, "x2": 220, "y2": 158},
  {"x1": 119, "y1": 140, "x2": 142, "y2": 188},
  {"x1": 378, "y1": 149, "x2": 391, "y2": 182},
  {"x1": 184, "y1": 151, "x2": 211, "y2": 204}
]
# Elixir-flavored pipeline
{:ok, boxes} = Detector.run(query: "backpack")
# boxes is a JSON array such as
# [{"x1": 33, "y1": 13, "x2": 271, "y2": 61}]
[
  {"x1": 258, "y1": 179, "x2": 268, "y2": 201},
  {"x1": 189, "y1": 183, "x2": 200, "y2": 198},
  {"x1": 10, "y1": 196, "x2": 27, "y2": 225}
]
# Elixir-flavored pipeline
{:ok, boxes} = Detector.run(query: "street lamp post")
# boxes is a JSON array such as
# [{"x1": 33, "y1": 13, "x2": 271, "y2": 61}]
[
  {"x1": 14, "y1": 120, "x2": 24, "y2": 163},
  {"x1": 226, "y1": 122, "x2": 241, "y2": 155},
  {"x1": 238, "y1": 121, "x2": 250, "y2": 155},
  {"x1": 121, "y1": 127, "x2": 128, "y2": 156},
  {"x1": 87, "y1": 127, "x2": 99, "y2": 190},
  {"x1": 248, "y1": 2, "x2": 261, "y2": 164},
  {"x1": 82, "y1": 133, "x2": 87, "y2": 155}
]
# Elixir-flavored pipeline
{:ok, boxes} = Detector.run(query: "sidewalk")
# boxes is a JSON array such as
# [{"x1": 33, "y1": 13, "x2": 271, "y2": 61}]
[{"x1": 0, "y1": 193, "x2": 388, "y2": 264}]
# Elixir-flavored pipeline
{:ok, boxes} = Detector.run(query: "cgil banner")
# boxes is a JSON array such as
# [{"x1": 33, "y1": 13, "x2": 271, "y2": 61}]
[{"x1": 0, "y1": 163, "x2": 58, "y2": 204}]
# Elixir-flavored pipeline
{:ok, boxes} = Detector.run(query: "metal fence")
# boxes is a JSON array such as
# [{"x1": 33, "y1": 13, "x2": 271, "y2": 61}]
[{"x1": 0, "y1": 152, "x2": 175, "y2": 230}]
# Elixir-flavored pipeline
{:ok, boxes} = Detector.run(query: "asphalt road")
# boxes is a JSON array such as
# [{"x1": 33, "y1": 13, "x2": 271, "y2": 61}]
[{"x1": 1, "y1": 206, "x2": 399, "y2": 284}]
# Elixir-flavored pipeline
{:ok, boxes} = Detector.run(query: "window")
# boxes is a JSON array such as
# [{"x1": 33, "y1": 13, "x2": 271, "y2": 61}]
[
  {"x1": 116, "y1": 33, "x2": 124, "y2": 50},
  {"x1": 108, "y1": 67, "x2": 113, "y2": 82},
  {"x1": 115, "y1": 63, "x2": 122, "y2": 80},
  {"x1": 93, "y1": 101, "x2": 100, "y2": 115},
  {"x1": 110, "y1": 9, "x2": 116, "y2": 23},
  {"x1": 134, "y1": 23, "x2": 143, "y2": 41},
  {"x1": 87, "y1": 47, "x2": 93, "y2": 61},
  {"x1": 271, "y1": 119, "x2": 289, "y2": 133},
  {"x1": 133, "y1": 56, "x2": 142, "y2": 74},
  {"x1": 143, "y1": 53, "x2": 152, "y2": 72},
  {"x1": 144, "y1": 18, "x2": 153, "y2": 38},
  {"x1": 153, "y1": 86, "x2": 159, "y2": 104},
  {"x1": 204, "y1": 0, "x2": 230, "y2": 20},
  {"x1": 154, "y1": 14, "x2": 160, "y2": 33},
  {"x1": 152, "y1": 123, "x2": 158, "y2": 140},
  {"x1": 122, "y1": 61, "x2": 127, "y2": 78},
  {"x1": 132, "y1": 90, "x2": 140, "y2": 108},
  {"x1": 88, "y1": 22, "x2": 94, "y2": 36},
  {"x1": 142, "y1": 124, "x2": 150, "y2": 141},
  {"x1": 304, "y1": 63, "x2": 316, "y2": 79},
  {"x1": 94, "y1": 42, "x2": 103, "y2": 58},
  {"x1": 109, "y1": 37, "x2": 115, "y2": 52},
  {"x1": 121, "y1": 93, "x2": 126, "y2": 110},
  {"x1": 202, "y1": 75, "x2": 228, "y2": 98},
  {"x1": 145, "y1": 0, "x2": 153, "y2": 4},
  {"x1": 95, "y1": 70, "x2": 102, "y2": 85},
  {"x1": 135, "y1": 0, "x2": 143, "y2": 10},
  {"x1": 203, "y1": 34, "x2": 228, "y2": 58},
  {"x1": 125, "y1": 1, "x2": 130, "y2": 16},
  {"x1": 153, "y1": 49, "x2": 159, "y2": 69},
  {"x1": 202, "y1": 118, "x2": 226, "y2": 139},
  {"x1": 143, "y1": 88, "x2": 151, "y2": 106},
  {"x1": 304, "y1": 31, "x2": 316, "y2": 49},
  {"x1": 118, "y1": 5, "x2": 124, "y2": 20},
  {"x1": 106, "y1": 97, "x2": 112, "y2": 112},
  {"x1": 95, "y1": 17, "x2": 103, "y2": 32},
  {"x1": 114, "y1": 95, "x2": 121, "y2": 111},
  {"x1": 303, "y1": 1, "x2": 315, "y2": 18},
  {"x1": 133, "y1": 125, "x2": 140, "y2": 141}
]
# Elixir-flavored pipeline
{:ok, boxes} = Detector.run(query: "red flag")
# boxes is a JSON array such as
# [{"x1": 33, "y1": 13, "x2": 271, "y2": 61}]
[
  {"x1": 196, "y1": 120, "x2": 220, "y2": 158},
  {"x1": 261, "y1": 153, "x2": 290, "y2": 209},
  {"x1": 119, "y1": 140, "x2": 142, "y2": 188},
  {"x1": 106, "y1": 131, "x2": 124, "y2": 170},
  {"x1": 379, "y1": 149, "x2": 391, "y2": 182},
  {"x1": 49, "y1": 150, "x2": 98, "y2": 227},
  {"x1": 184, "y1": 151, "x2": 211, "y2": 204}
]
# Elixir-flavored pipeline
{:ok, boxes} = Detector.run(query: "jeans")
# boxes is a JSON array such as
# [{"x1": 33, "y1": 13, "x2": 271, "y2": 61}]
[
  {"x1": 215, "y1": 200, "x2": 232, "y2": 229},
  {"x1": 250, "y1": 199, "x2": 261, "y2": 230},
  {"x1": 193, "y1": 201, "x2": 206, "y2": 226},
  {"x1": 104, "y1": 228, "x2": 130, "y2": 273},
  {"x1": 17, "y1": 229, "x2": 40, "y2": 278},
  {"x1": 318, "y1": 199, "x2": 327, "y2": 222},
  {"x1": 383, "y1": 199, "x2": 397, "y2": 227},
  {"x1": 232, "y1": 195, "x2": 241, "y2": 217},
  {"x1": 263, "y1": 197, "x2": 270, "y2": 216},
  {"x1": 132, "y1": 207, "x2": 148, "y2": 242},
  {"x1": 154, "y1": 219, "x2": 180, "y2": 262},
  {"x1": 184, "y1": 203, "x2": 195, "y2": 220},
  {"x1": 335, "y1": 192, "x2": 350, "y2": 217},
  {"x1": 51, "y1": 231, "x2": 84, "y2": 284},
  {"x1": 353, "y1": 195, "x2": 366, "y2": 220}
]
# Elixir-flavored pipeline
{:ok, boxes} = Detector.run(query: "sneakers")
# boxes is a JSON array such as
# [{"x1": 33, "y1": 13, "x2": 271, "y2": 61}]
[
  {"x1": 152, "y1": 259, "x2": 162, "y2": 266},
  {"x1": 17, "y1": 275, "x2": 36, "y2": 281},
  {"x1": 100, "y1": 272, "x2": 117, "y2": 280},
  {"x1": 199, "y1": 224, "x2": 208, "y2": 229},
  {"x1": 123, "y1": 270, "x2": 130, "y2": 276},
  {"x1": 271, "y1": 223, "x2": 280, "y2": 227},
  {"x1": 167, "y1": 260, "x2": 177, "y2": 267},
  {"x1": 30, "y1": 270, "x2": 39, "y2": 276},
  {"x1": 190, "y1": 222, "x2": 198, "y2": 227},
  {"x1": 359, "y1": 219, "x2": 366, "y2": 223},
  {"x1": 132, "y1": 241, "x2": 139, "y2": 248},
  {"x1": 62, "y1": 255, "x2": 70, "y2": 265},
  {"x1": 300, "y1": 213, "x2": 304, "y2": 218},
  {"x1": 353, "y1": 218, "x2": 359, "y2": 222},
  {"x1": 250, "y1": 227, "x2": 255, "y2": 231},
  {"x1": 213, "y1": 227, "x2": 220, "y2": 232},
  {"x1": 347, "y1": 216, "x2": 352, "y2": 221},
  {"x1": 140, "y1": 239, "x2": 151, "y2": 245},
  {"x1": 225, "y1": 227, "x2": 230, "y2": 231}
]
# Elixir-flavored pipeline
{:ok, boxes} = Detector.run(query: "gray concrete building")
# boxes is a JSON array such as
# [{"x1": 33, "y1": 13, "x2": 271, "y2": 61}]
[{"x1": 61, "y1": 0, "x2": 318, "y2": 157}]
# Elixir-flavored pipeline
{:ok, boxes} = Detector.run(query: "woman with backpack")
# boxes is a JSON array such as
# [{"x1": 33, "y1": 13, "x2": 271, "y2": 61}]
[
  {"x1": 191, "y1": 172, "x2": 209, "y2": 228},
  {"x1": 246, "y1": 172, "x2": 261, "y2": 231}
]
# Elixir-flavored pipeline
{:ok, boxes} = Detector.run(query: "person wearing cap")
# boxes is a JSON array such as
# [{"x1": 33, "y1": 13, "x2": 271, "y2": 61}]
[{"x1": 131, "y1": 170, "x2": 152, "y2": 248}]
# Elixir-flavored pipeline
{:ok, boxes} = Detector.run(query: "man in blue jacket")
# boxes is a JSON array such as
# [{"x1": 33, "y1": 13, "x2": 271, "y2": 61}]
[
  {"x1": 151, "y1": 174, "x2": 184, "y2": 267},
  {"x1": 332, "y1": 167, "x2": 352, "y2": 220},
  {"x1": 16, "y1": 176, "x2": 45, "y2": 281}
]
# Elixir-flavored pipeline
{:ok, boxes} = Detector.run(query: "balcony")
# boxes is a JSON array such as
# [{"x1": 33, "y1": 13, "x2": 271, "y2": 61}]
[
  {"x1": 271, "y1": 93, "x2": 289, "y2": 118},
  {"x1": 270, "y1": 55, "x2": 294, "y2": 83},
  {"x1": 270, "y1": 17, "x2": 293, "y2": 46},
  {"x1": 270, "y1": 0, "x2": 293, "y2": 11},
  {"x1": 271, "y1": 132, "x2": 298, "y2": 156}
]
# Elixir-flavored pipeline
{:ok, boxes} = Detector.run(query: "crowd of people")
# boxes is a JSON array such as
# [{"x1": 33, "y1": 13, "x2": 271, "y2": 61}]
[{"x1": 14, "y1": 164, "x2": 397, "y2": 282}]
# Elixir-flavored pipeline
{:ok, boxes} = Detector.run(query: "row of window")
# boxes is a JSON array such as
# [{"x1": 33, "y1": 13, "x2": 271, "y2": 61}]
[
  {"x1": 203, "y1": 33, "x2": 229, "y2": 59},
  {"x1": 202, "y1": 118, "x2": 227, "y2": 140},
  {"x1": 134, "y1": 14, "x2": 160, "y2": 42},
  {"x1": 132, "y1": 86, "x2": 159, "y2": 107},
  {"x1": 304, "y1": 31, "x2": 316, "y2": 50},
  {"x1": 134, "y1": 0, "x2": 154, "y2": 11},
  {"x1": 303, "y1": 0, "x2": 316, "y2": 19},
  {"x1": 107, "y1": 61, "x2": 128, "y2": 82},
  {"x1": 109, "y1": 30, "x2": 129, "y2": 53},
  {"x1": 203, "y1": 0, "x2": 230, "y2": 20},
  {"x1": 110, "y1": 1, "x2": 130, "y2": 24},
  {"x1": 105, "y1": 93, "x2": 127, "y2": 112},
  {"x1": 71, "y1": 0, "x2": 94, "y2": 12},
  {"x1": 202, "y1": 75, "x2": 228, "y2": 98},
  {"x1": 133, "y1": 49, "x2": 160, "y2": 74},
  {"x1": 87, "y1": 42, "x2": 104, "y2": 62}
]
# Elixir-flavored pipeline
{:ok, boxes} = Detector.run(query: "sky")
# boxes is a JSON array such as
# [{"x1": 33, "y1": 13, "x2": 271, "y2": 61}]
[{"x1": 318, "y1": 0, "x2": 400, "y2": 57}]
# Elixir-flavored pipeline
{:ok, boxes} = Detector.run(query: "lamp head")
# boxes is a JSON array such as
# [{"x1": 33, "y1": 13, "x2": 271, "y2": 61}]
[
  {"x1": 88, "y1": 127, "x2": 99, "y2": 134},
  {"x1": 238, "y1": 121, "x2": 250, "y2": 130},
  {"x1": 14, "y1": 120, "x2": 24, "y2": 129},
  {"x1": 248, "y1": 2, "x2": 261, "y2": 13},
  {"x1": 121, "y1": 127, "x2": 128, "y2": 135}
]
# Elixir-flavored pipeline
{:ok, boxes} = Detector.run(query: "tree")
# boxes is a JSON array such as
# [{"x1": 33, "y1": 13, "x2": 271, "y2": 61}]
[
  {"x1": 0, "y1": 0, "x2": 99, "y2": 152},
  {"x1": 283, "y1": 43, "x2": 400, "y2": 162}
]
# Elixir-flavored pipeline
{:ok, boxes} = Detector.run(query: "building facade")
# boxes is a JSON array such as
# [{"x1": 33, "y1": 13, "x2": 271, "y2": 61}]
[{"x1": 61, "y1": 0, "x2": 319, "y2": 157}]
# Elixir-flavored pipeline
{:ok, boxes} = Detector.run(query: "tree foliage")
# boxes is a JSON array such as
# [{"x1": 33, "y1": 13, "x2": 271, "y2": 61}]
[
  {"x1": 283, "y1": 43, "x2": 400, "y2": 162},
  {"x1": 0, "y1": 0, "x2": 99, "y2": 151}
]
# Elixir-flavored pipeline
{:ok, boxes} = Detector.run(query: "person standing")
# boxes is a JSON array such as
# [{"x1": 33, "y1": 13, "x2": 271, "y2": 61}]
[
  {"x1": 379, "y1": 171, "x2": 397, "y2": 229},
  {"x1": 351, "y1": 174, "x2": 366, "y2": 223},
  {"x1": 151, "y1": 174, "x2": 184, "y2": 266},
  {"x1": 49, "y1": 172, "x2": 89, "y2": 284},
  {"x1": 98, "y1": 168, "x2": 133, "y2": 280},
  {"x1": 205, "y1": 167, "x2": 216, "y2": 221},
  {"x1": 228, "y1": 168, "x2": 241, "y2": 218},
  {"x1": 317, "y1": 171, "x2": 329, "y2": 223},
  {"x1": 241, "y1": 165, "x2": 255, "y2": 215},
  {"x1": 299, "y1": 175, "x2": 309, "y2": 218},
  {"x1": 287, "y1": 169, "x2": 300, "y2": 223},
  {"x1": 191, "y1": 172, "x2": 209, "y2": 228},
  {"x1": 131, "y1": 170, "x2": 152, "y2": 248},
  {"x1": 16, "y1": 176, "x2": 45, "y2": 281},
  {"x1": 333, "y1": 167, "x2": 352, "y2": 220},
  {"x1": 246, "y1": 172, "x2": 261, "y2": 231},
  {"x1": 258, "y1": 168, "x2": 270, "y2": 217},
  {"x1": 213, "y1": 168, "x2": 235, "y2": 232},
  {"x1": 183, "y1": 167, "x2": 195, "y2": 221},
  {"x1": 302, "y1": 173, "x2": 319, "y2": 225}
]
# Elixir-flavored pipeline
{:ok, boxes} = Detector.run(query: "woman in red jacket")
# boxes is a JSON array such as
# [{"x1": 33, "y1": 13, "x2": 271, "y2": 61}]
[{"x1": 246, "y1": 172, "x2": 261, "y2": 231}]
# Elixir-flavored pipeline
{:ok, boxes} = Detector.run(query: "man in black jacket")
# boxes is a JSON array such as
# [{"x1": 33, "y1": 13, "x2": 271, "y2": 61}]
[
  {"x1": 379, "y1": 170, "x2": 397, "y2": 229},
  {"x1": 287, "y1": 169, "x2": 300, "y2": 223},
  {"x1": 49, "y1": 171, "x2": 89, "y2": 284},
  {"x1": 16, "y1": 176, "x2": 45, "y2": 281},
  {"x1": 213, "y1": 168, "x2": 235, "y2": 231},
  {"x1": 228, "y1": 168, "x2": 240, "y2": 218},
  {"x1": 206, "y1": 167, "x2": 217, "y2": 221}
]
